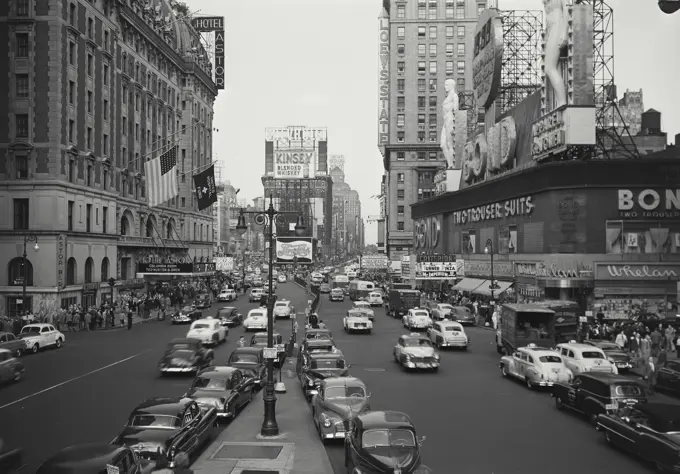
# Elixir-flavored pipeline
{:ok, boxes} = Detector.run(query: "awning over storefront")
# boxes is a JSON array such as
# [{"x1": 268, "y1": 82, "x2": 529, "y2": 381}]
[
  {"x1": 473, "y1": 280, "x2": 514, "y2": 296},
  {"x1": 453, "y1": 278, "x2": 486, "y2": 293}
]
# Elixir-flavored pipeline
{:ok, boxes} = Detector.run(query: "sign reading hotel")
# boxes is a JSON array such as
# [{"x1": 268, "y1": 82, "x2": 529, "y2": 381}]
[
  {"x1": 190, "y1": 17, "x2": 225, "y2": 90},
  {"x1": 273, "y1": 150, "x2": 314, "y2": 179},
  {"x1": 378, "y1": 13, "x2": 389, "y2": 148},
  {"x1": 452, "y1": 196, "x2": 534, "y2": 224},
  {"x1": 618, "y1": 188, "x2": 680, "y2": 218}
]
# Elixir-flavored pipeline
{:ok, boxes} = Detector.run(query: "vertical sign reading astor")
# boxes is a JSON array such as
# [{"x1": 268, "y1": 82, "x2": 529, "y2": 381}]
[
  {"x1": 190, "y1": 17, "x2": 225, "y2": 90},
  {"x1": 56, "y1": 234, "x2": 67, "y2": 289},
  {"x1": 378, "y1": 13, "x2": 389, "y2": 147}
]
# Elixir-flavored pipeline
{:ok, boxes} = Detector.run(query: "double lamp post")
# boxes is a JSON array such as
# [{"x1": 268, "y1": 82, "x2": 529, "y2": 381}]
[{"x1": 236, "y1": 194, "x2": 305, "y2": 437}]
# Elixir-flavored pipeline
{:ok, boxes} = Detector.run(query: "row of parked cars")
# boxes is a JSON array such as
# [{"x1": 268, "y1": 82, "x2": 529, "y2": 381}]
[{"x1": 498, "y1": 341, "x2": 680, "y2": 471}]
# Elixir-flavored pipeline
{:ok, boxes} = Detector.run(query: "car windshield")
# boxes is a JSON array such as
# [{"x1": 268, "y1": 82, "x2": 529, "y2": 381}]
[
  {"x1": 230, "y1": 353, "x2": 259, "y2": 364},
  {"x1": 612, "y1": 384, "x2": 644, "y2": 397},
  {"x1": 307, "y1": 332, "x2": 332, "y2": 339},
  {"x1": 413, "y1": 311, "x2": 429, "y2": 318},
  {"x1": 539, "y1": 355, "x2": 563, "y2": 363},
  {"x1": 369, "y1": 293, "x2": 381, "y2": 298},
  {"x1": 168, "y1": 343, "x2": 197, "y2": 351},
  {"x1": 218, "y1": 309, "x2": 235, "y2": 317},
  {"x1": 362, "y1": 429, "x2": 416, "y2": 448},
  {"x1": 20, "y1": 326, "x2": 41, "y2": 334},
  {"x1": 404, "y1": 339, "x2": 432, "y2": 347},
  {"x1": 311, "y1": 359, "x2": 345, "y2": 369},
  {"x1": 443, "y1": 325, "x2": 461, "y2": 332},
  {"x1": 581, "y1": 351, "x2": 605, "y2": 359},
  {"x1": 192, "y1": 323, "x2": 210, "y2": 329},
  {"x1": 332, "y1": 289, "x2": 343, "y2": 293},
  {"x1": 275, "y1": 302, "x2": 288, "y2": 307},
  {"x1": 355, "y1": 302, "x2": 369, "y2": 307},
  {"x1": 325, "y1": 386, "x2": 366, "y2": 399},
  {"x1": 193, "y1": 377, "x2": 229, "y2": 391},
  {"x1": 129, "y1": 414, "x2": 181, "y2": 428},
  {"x1": 249, "y1": 313, "x2": 265, "y2": 319},
  {"x1": 453, "y1": 307, "x2": 471, "y2": 315}
]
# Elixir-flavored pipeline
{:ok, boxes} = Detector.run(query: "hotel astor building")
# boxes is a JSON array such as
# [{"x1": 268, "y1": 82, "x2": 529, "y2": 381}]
[{"x1": 0, "y1": 0, "x2": 217, "y2": 316}]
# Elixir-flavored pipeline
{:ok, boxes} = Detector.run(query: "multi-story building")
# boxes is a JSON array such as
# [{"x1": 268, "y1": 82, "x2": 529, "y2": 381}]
[
  {"x1": 0, "y1": 0, "x2": 216, "y2": 316},
  {"x1": 378, "y1": 0, "x2": 482, "y2": 261},
  {"x1": 215, "y1": 182, "x2": 238, "y2": 254},
  {"x1": 330, "y1": 166, "x2": 362, "y2": 257},
  {"x1": 616, "y1": 89, "x2": 643, "y2": 136}
]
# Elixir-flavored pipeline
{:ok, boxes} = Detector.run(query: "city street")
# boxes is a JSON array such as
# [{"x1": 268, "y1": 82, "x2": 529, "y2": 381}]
[
  {"x1": 0, "y1": 282, "x2": 302, "y2": 473},
  {"x1": 315, "y1": 291, "x2": 664, "y2": 474}
]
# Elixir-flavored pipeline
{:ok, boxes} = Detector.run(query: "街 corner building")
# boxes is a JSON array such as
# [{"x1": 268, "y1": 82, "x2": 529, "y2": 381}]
[{"x1": 409, "y1": 2, "x2": 680, "y2": 320}]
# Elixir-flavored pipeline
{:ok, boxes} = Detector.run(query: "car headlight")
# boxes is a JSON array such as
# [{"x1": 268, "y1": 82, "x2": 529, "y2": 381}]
[
  {"x1": 307, "y1": 379, "x2": 314, "y2": 386},
  {"x1": 433, "y1": 353, "x2": 440, "y2": 360}
]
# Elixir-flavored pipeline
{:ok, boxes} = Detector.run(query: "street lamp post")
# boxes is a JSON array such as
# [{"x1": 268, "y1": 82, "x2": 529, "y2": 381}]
[
  {"x1": 21, "y1": 235, "x2": 39, "y2": 316},
  {"x1": 236, "y1": 194, "x2": 305, "y2": 437},
  {"x1": 484, "y1": 239, "x2": 497, "y2": 302}
]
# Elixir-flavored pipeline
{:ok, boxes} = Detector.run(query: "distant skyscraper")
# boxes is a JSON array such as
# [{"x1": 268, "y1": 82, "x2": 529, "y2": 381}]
[{"x1": 330, "y1": 166, "x2": 362, "y2": 256}]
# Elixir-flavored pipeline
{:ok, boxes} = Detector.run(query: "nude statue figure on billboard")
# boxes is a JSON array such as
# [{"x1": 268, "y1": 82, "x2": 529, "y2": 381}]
[
  {"x1": 440, "y1": 79, "x2": 459, "y2": 169},
  {"x1": 544, "y1": 0, "x2": 569, "y2": 109}
]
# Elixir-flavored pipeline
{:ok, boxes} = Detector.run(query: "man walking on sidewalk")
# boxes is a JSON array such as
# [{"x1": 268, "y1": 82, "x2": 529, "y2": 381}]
[{"x1": 127, "y1": 306, "x2": 133, "y2": 330}]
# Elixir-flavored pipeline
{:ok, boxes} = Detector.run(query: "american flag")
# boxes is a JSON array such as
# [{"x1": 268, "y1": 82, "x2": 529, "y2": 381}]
[{"x1": 145, "y1": 146, "x2": 179, "y2": 208}]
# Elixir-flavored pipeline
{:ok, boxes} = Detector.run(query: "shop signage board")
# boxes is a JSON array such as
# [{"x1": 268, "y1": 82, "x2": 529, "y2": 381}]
[
  {"x1": 452, "y1": 196, "x2": 534, "y2": 225},
  {"x1": 531, "y1": 107, "x2": 597, "y2": 162},
  {"x1": 617, "y1": 188, "x2": 680, "y2": 219},
  {"x1": 414, "y1": 216, "x2": 441, "y2": 250},
  {"x1": 378, "y1": 14, "x2": 389, "y2": 148},
  {"x1": 57, "y1": 233, "x2": 67, "y2": 289},
  {"x1": 401, "y1": 256, "x2": 411, "y2": 279},
  {"x1": 361, "y1": 255, "x2": 389, "y2": 269},
  {"x1": 472, "y1": 9, "x2": 503, "y2": 108},
  {"x1": 596, "y1": 263, "x2": 680, "y2": 281},
  {"x1": 415, "y1": 254, "x2": 457, "y2": 280},
  {"x1": 463, "y1": 260, "x2": 514, "y2": 279},
  {"x1": 194, "y1": 263, "x2": 216, "y2": 273},
  {"x1": 514, "y1": 262, "x2": 593, "y2": 279},
  {"x1": 137, "y1": 263, "x2": 193, "y2": 274}
]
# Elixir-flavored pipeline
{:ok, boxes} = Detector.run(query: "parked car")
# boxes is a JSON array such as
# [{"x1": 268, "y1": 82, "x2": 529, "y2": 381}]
[
  {"x1": 655, "y1": 359, "x2": 680, "y2": 395},
  {"x1": 243, "y1": 309, "x2": 268, "y2": 331},
  {"x1": 344, "y1": 411, "x2": 426, "y2": 474},
  {"x1": 158, "y1": 338, "x2": 214, "y2": 375},
  {"x1": 311, "y1": 377, "x2": 370, "y2": 441},
  {"x1": 186, "y1": 318, "x2": 227, "y2": 346},
  {"x1": 112, "y1": 397, "x2": 217, "y2": 464},
  {"x1": 556, "y1": 342, "x2": 618, "y2": 375},
  {"x1": 227, "y1": 347, "x2": 266, "y2": 389},
  {"x1": 430, "y1": 303, "x2": 453, "y2": 321},
  {"x1": 0, "y1": 332, "x2": 27, "y2": 358},
  {"x1": 304, "y1": 328, "x2": 334, "y2": 343},
  {"x1": 0, "y1": 349, "x2": 24, "y2": 384},
  {"x1": 37, "y1": 444, "x2": 157, "y2": 474},
  {"x1": 171, "y1": 306, "x2": 202, "y2": 325},
  {"x1": 18, "y1": 324, "x2": 65, "y2": 354},
  {"x1": 217, "y1": 289, "x2": 237, "y2": 302},
  {"x1": 250, "y1": 332, "x2": 286, "y2": 365},
  {"x1": 426, "y1": 321, "x2": 468, "y2": 350},
  {"x1": 583, "y1": 340, "x2": 633, "y2": 372},
  {"x1": 249, "y1": 288, "x2": 264, "y2": 302},
  {"x1": 499, "y1": 344, "x2": 572, "y2": 389},
  {"x1": 185, "y1": 366, "x2": 255, "y2": 419},
  {"x1": 194, "y1": 293, "x2": 213, "y2": 309},
  {"x1": 393, "y1": 334, "x2": 440, "y2": 372},
  {"x1": 216, "y1": 307, "x2": 243, "y2": 327}
]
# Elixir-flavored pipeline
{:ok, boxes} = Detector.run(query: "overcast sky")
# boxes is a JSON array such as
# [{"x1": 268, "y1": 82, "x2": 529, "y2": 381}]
[{"x1": 186, "y1": 0, "x2": 679, "y2": 245}]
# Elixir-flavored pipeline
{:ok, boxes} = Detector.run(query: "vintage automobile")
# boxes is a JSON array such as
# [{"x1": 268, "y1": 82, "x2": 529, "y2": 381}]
[
  {"x1": 171, "y1": 306, "x2": 202, "y2": 325},
  {"x1": 393, "y1": 334, "x2": 440, "y2": 372},
  {"x1": 556, "y1": 342, "x2": 618, "y2": 375},
  {"x1": 18, "y1": 324, "x2": 65, "y2": 354},
  {"x1": 194, "y1": 293, "x2": 212, "y2": 309},
  {"x1": 185, "y1": 366, "x2": 254, "y2": 419},
  {"x1": 249, "y1": 288, "x2": 264, "y2": 302},
  {"x1": 583, "y1": 340, "x2": 633, "y2": 371},
  {"x1": 243, "y1": 309, "x2": 268, "y2": 331},
  {"x1": 298, "y1": 351, "x2": 350, "y2": 399},
  {"x1": 217, "y1": 289, "x2": 237, "y2": 302},
  {"x1": 311, "y1": 377, "x2": 371, "y2": 441},
  {"x1": 553, "y1": 372, "x2": 647, "y2": 424},
  {"x1": 366, "y1": 292, "x2": 384, "y2": 307},
  {"x1": 429, "y1": 303, "x2": 453, "y2": 321},
  {"x1": 305, "y1": 328, "x2": 334, "y2": 343},
  {"x1": 216, "y1": 307, "x2": 243, "y2": 327},
  {"x1": 344, "y1": 310, "x2": 373, "y2": 334},
  {"x1": 302, "y1": 339, "x2": 339, "y2": 355},
  {"x1": 447, "y1": 306, "x2": 476, "y2": 326},
  {"x1": 186, "y1": 318, "x2": 227, "y2": 346},
  {"x1": 36, "y1": 443, "x2": 158, "y2": 474},
  {"x1": 596, "y1": 403, "x2": 680, "y2": 471},
  {"x1": 0, "y1": 332, "x2": 26, "y2": 358},
  {"x1": 278, "y1": 274, "x2": 287, "y2": 283},
  {"x1": 655, "y1": 359, "x2": 680, "y2": 394},
  {"x1": 352, "y1": 301, "x2": 375, "y2": 321},
  {"x1": 402, "y1": 309, "x2": 433, "y2": 331},
  {"x1": 500, "y1": 344, "x2": 573, "y2": 389},
  {"x1": 158, "y1": 338, "x2": 214, "y2": 375},
  {"x1": 0, "y1": 348, "x2": 24, "y2": 384},
  {"x1": 344, "y1": 411, "x2": 427, "y2": 474},
  {"x1": 273, "y1": 300, "x2": 294, "y2": 319},
  {"x1": 112, "y1": 397, "x2": 217, "y2": 465},
  {"x1": 320, "y1": 283, "x2": 332, "y2": 293},
  {"x1": 227, "y1": 347, "x2": 266, "y2": 389},
  {"x1": 250, "y1": 332, "x2": 286, "y2": 365},
  {"x1": 329, "y1": 288, "x2": 345, "y2": 302},
  {"x1": 426, "y1": 321, "x2": 468, "y2": 349}
]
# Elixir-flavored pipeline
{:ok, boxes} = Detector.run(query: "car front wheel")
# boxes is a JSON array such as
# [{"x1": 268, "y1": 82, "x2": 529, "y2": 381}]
[{"x1": 31, "y1": 344, "x2": 39, "y2": 354}]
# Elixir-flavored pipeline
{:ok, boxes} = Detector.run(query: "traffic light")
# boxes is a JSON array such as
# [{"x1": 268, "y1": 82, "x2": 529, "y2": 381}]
[{"x1": 659, "y1": 0, "x2": 680, "y2": 13}]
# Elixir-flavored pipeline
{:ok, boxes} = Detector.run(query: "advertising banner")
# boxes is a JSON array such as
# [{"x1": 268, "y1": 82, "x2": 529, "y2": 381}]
[
  {"x1": 415, "y1": 254, "x2": 457, "y2": 280},
  {"x1": 276, "y1": 237, "x2": 314, "y2": 265},
  {"x1": 273, "y1": 150, "x2": 315, "y2": 179},
  {"x1": 137, "y1": 263, "x2": 193, "y2": 274},
  {"x1": 361, "y1": 255, "x2": 389, "y2": 270},
  {"x1": 401, "y1": 256, "x2": 411, "y2": 279}
]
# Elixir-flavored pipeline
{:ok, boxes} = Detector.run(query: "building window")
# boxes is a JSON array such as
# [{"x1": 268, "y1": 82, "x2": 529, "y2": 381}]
[
  {"x1": 87, "y1": 127, "x2": 92, "y2": 149},
  {"x1": 69, "y1": 81, "x2": 75, "y2": 104},
  {"x1": 68, "y1": 41, "x2": 75, "y2": 65},
  {"x1": 86, "y1": 165, "x2": 92, "y2": 186},
  {"x1": 397, "y1": 61, "x2": 405, "y2": 74},
  {"x1": 397, "y1": 5, "x2": 405, "y2": 18},
  {"x1": 84, "y1": 257, "x2": 94, "y2": 283},
  {"x1": 429, "y1": 79, "x2": 437, "y2": 91},
  {"x1": 397, "y1": 114, "x2": 405, "y2": 127},
  {"x1": 16, "y1": 33, "x2": 29, "y2": 58},
  {"x1": 446, "y1": 6, "x2": 454, "y2": 18},
  {"x1": 429, "y1": 44, "x2": 437, "y2": 56},
  {"x1": 66, "y1": 258, "x2": 77, "y2": 285},
  {"x1": 87, "y1": 53, "x2": 93, "y2": 76},
  {"x1": 397, "y1": 189, "x2": 405, "y2": 199},
  {"x1": 15, "y1": 155, "x2": 28, "y2": 179},
  {"x1": 418, "y1": 61, "x2": 426, "y2": 75},
  {"x1": 397, "y1": 173, "x2": 405, "y2": 183},
  {"x1": 429, "y1": 61, "x2": 437, "y2": 74},
  {"x1": 418, "y1": 96, "x2": 426, "y2": 108},
  {"x1": 397, "y1": 96, "x2": 405, "y2": 109},
  {"x1": 8, "y1": 257, "x2": 32, "y2": 287},
  {"x1": 101, "y1": 257, "x2": 109, "y2": 280},
  {"x1": 397, "y1": 222, "x2": 405, "y2": 231},
  {"x1": 418, "y1": 5, "x2": 426, "y2": 19},
  {"x1": 181, "y1": 197, "x2": 186, "y2": 207},
  {"x1": 103, "y1": 63, "x2": 109, "y2": 86},
  {"x1": 417, "y1": 151, "x2": 425, "y2": 160},
  {"x1": 455, "y1": 6, "x2": 465, "y2": 18},
  {"x1": 397, "y1": 205, "x2": 405, "y2": 216},
  {"x1": 103, "y1": 134, "x2": 109, "y2": 155},
  {"x1": 68, "y1": 119, "x2": 74, "y2": 142},
  {"x1": 15, "y1": 114, "x2": 29, "y2": 138},
  {"x1": 446, "y1": 44, "x2": 454, "y2": 56},
  {"x1": 86, "y1": 204, "x2": 92, "y2": 231},
  {"x1": 397, "y1": 78, "x2": 405, "y2": 91},
  {"x1": 102, "y1": 206, "x2": 108, "y2": 233},
  {"x1": 69, "y1": 2, "x2": 76, "y2": 25},
  {"x1": 397, "y1": 152, "x2": 405, "y2": 161},
  {"x1": 457, "y1": 78, "x2": 466, "y2": 89},
  {"x1": 397, "y1": 131, "x2": 405, "y2": 142},
  {"x1": 17, "y1": 0, "x2": 29, "y2": 16},
  {"x1": 12, "y1": 198, "x2": 29, "y2": 231},
  {"x1": 103, "y1": 169, "x2": 108, "y2": 190},
  {"x1": 16, "y1": 74, "x2": 29, "y2": 98},
  {"x1": 87, "y1": 90, "x2": 93, "y2": 113},
  {"x1": 418, "y1": 78, "x2": 426, "y2": 91},
  {"x1": 446, "y1": 26, "x2": 454, "y2": 38},
  {"x1": 457, "y1": 61, "x2": 465, "y2": 73},
  {"x1": 429, "y1": 152, "x2": 438, "y2": 160},
  {"x1": 418, "y1": 26, "x2": 426, "y2": 38},
  {"x1": 428, "y1": 6, "x2": 437, "y2": 19},
  {"x1": 68, "y1": 159, "x2": 74, "y2": 182},
  {"x1": 418, "y1": 44, "x2": 426, "y2": 56},
  {"x1": 457, "y1": 43, "x2": 466, "y2": 56},
  {"x1": 445, "y1": 61, "x2": 454, "y2": 75},
  {"x1": 418, "y1": 131, "x2": 425, "y2": 142},
  {"x1": 103, "y1": 100, "x2": 109, "y2": 120},
  {"x1": 457, "y1": 25, "x2": 465, "y2": 38},
  {"x1": 429, "y1": 114, "x2": 437, "y2": 126},
  {"x1": 68, "y1": 200, "x2": 74, "y2": 230},
  {"x1": 429, "y1": 26, "x2": 437, "y2": 39},
  {"x1": 122, "y1": 117, "x2": 127, "y2": 135},
  {"x1": 87, "y1": 18, "x2": 94, "y2": 39},
  {"x1": 397, "y1": 44, "x2": 405, "y2": 55},
  {"x1": 478, "y1": 3, "x2": 485, "y2": 15},
  {"x1": 397, "y1": 27, "x2": 405, "y2": 39},
  {"x1": 429, "y1": 96, "x2": 437, "y2": 107},
  {"x1": 418, "y1": 114, "x2": 426, "y2": 126},
  {"x1": 429, "y1": 130, "x2": 437, "y2": 142}
]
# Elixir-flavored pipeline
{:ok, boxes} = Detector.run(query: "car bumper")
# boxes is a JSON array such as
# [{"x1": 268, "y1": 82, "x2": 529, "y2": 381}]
[
  {"x1": 348, "y1": 326, "x2": 371, "y2": 331},
  {"x1": 245, "y1": 325, "x2": 267, "y2": 330},
  {"x1": 440, "y1": 341, "x2": 467, "y2": 347},
  {"x1": 404, "y1": 361, "x2": 439, "y2": 369},
  {"x1": 160, "y1": 367, "x2": 197, "y2": 373}
]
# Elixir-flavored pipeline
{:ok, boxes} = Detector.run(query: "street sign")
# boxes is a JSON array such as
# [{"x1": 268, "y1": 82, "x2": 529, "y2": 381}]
[{"x1": 263, "y1": 347, "x2": 278, "y2": 359}]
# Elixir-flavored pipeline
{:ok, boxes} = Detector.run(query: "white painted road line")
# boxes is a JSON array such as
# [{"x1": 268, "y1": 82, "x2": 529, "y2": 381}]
[{"x1": 0, "y1": 350, "x2": 149, "y2": 410}]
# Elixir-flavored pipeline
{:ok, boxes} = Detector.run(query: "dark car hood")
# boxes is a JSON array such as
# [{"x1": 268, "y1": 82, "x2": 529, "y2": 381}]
[
  {"x1": 118, "y1": 426, "x2": 178, "y2": 447},
  {"x1": 322, "y1": 398, "x2": 369, "y2": 420},
  {"x1": 309, "y1": 368, "x2": 348, "y2": 379},
  {"x1": 362, "y1": 446, "x2": 419, "y2": 471}
]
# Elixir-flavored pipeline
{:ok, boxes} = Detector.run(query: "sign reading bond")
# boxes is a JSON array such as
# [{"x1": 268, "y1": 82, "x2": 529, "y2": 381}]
[{"x1": 472, "y1": 9, "x2": 503, "y2": 109}]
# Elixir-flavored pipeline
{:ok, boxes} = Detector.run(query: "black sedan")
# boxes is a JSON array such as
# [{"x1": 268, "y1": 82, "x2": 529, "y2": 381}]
[
  {"x1": 171, "y1": 306, "x2": 202, "y2": 325},
  {"x1": 216, "y1": 307, "x2": 243, "y2": 327},
  {"x1": 112, "y1": 397, "x2": 217, "y2": 465},
  {"x1": 158, "y1": 338, "x2": 214, "y2": 375},
  {"x1": 448, "y1": 306, "x2": 476, "y2": 326},
  {"x1": 655, "y1": 359, "x2": 680, "y2": 395},
  {"x1": 345, "y1": 411, "x2": 426, "y2": 474},
  {"x1": 185, "y1": 367, "x2": 254, "y2": 420},
  {"x1": 298, "y1": 352, "x2": 349, "y2": 400},
  {"x1": 227, "y1": 347, "x2": 266, "y2": 389},
  {"x1": 584, "y1": 340, "x2": 633, "y2": 371}
]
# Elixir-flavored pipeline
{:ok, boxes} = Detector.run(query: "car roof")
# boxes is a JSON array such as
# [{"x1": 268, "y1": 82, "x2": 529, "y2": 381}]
[
  {"x1": 193, "y1": 318, "x2": 218, "y2": 324},
  {"x1": 197, "y1": 366, "x2": 239, "y2": 378},
  {"x1": 520, "y1": 347, "x2": 560, "y2": 357},
  {"x1": 248, "y1": 309, "x2": 266, "y2": 315},
  {"x1": 306, "y1": 328, "x2": 331, "y2": 334},
  {"x1": 306, "y1": 338, "x2": 334, "y2": 345},
  {"x1": 357, "y1": 411, "x2": 414, "y2": 431},
  {"x1": 576, "y1": 372, "x2": 637, "y2": 384},
  {"x1": 132, "y1": 397, "x2": 192, "y2": 415},
  {"x1": 437, "y1": 321, "x2": 463, "y2": 327},
  {"x1": 309, "y1": 351, "x2": 343, "y2": 359},
  {"x1": 22, "y1": 323, "x2": 50, "y2": 328},
  {"x1": 0, "y1": 348, "x2": 12, "y2": 355},
  {"x1": 217, "y1": 307, "x2": 236, "y2": 312},
  {"x1": 346, "y1": 311, "x2": 369, "y2": 317},
  {"x1": 37, "y1": 443, "x2": 128, "y2": 470},
  {"x1": 231, "y1": 346, "x2": 262, "y2": 355},
  {"x1": 322, "y1": 376, "x2": 366, "y2": 388},
  {"x1": 0, "y1": 331, "x2": 13, "y2": 336},
  {"x1": 253, "y1": 332, "x2": 281, "y2": 337}
]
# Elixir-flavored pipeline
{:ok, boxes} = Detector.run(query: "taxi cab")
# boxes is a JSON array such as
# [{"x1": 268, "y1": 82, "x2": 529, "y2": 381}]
[
  {"x1": 500, "y1": 344, "x2": 573, "y2": 389},
  {"x1": 556, "y1": 341, "x2": 618, "y2": 375}
]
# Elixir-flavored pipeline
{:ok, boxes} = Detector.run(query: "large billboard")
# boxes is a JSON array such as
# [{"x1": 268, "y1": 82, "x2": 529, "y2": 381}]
[
  {"x1": 264, "y1": 126, "x2": 328, "y2": 179},
  {"x1": 190, "y1": 17, "x2": 225, "y2": 90},
  {"x1": 275, "y1": 237, "x2": 315, "y2": 265}
]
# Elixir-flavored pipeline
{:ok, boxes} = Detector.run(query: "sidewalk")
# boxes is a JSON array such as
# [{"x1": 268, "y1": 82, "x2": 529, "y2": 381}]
[{"x1": 192, "y1": 355, "x2": 334, "y2": 474}]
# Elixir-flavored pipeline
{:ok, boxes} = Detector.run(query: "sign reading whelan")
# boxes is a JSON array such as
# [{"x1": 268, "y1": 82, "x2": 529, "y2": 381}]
[{"x1": 597, "y1": 264, "x2": 680, "y2": 280}]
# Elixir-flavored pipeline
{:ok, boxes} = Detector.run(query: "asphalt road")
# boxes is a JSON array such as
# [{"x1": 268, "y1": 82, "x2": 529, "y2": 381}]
[
  {"x1": 313, "y1": 292, "x2": 668, "y2": 474},
  {"x1": 0, "y1": 281, "x2": 305, "y2": 473}
]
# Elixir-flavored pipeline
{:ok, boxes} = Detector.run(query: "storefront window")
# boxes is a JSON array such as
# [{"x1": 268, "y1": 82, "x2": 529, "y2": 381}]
[
  {"x1": 61, "y1": 297, "x2": 77, "y2": 309},
  {"x1": 6, "y1": 296, "x2": 32, "y2": 317},
  {"x1": 594, "y1": 296, "x2": 677, "y2": 320},
  {"x1": 606, "y1": 220, "x2": 680, "y2": 254},
  {"x1": 498, "y1": 225, "x2": 518, "y2": 254}
]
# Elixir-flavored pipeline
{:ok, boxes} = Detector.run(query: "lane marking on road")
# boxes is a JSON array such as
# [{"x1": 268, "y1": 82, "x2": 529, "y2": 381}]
[
  {"x1": 0, "y1": 350, "x2": 149, "y2": 410},
  {"x1": 363, "y1": 368, "x2": 386, "y2": 372}
]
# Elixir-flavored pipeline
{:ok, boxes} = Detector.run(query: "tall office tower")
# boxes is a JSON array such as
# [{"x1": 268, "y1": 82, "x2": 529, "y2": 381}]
[
  {"x1": 330, "y1": 166, "x2": 362, "y2": 257},
  {"x1": 617, "y1": 89, "x2": 644, "y2": 136},
  {"x1": 378, "y1": 0, "x2": 483, "y2": 261}
]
